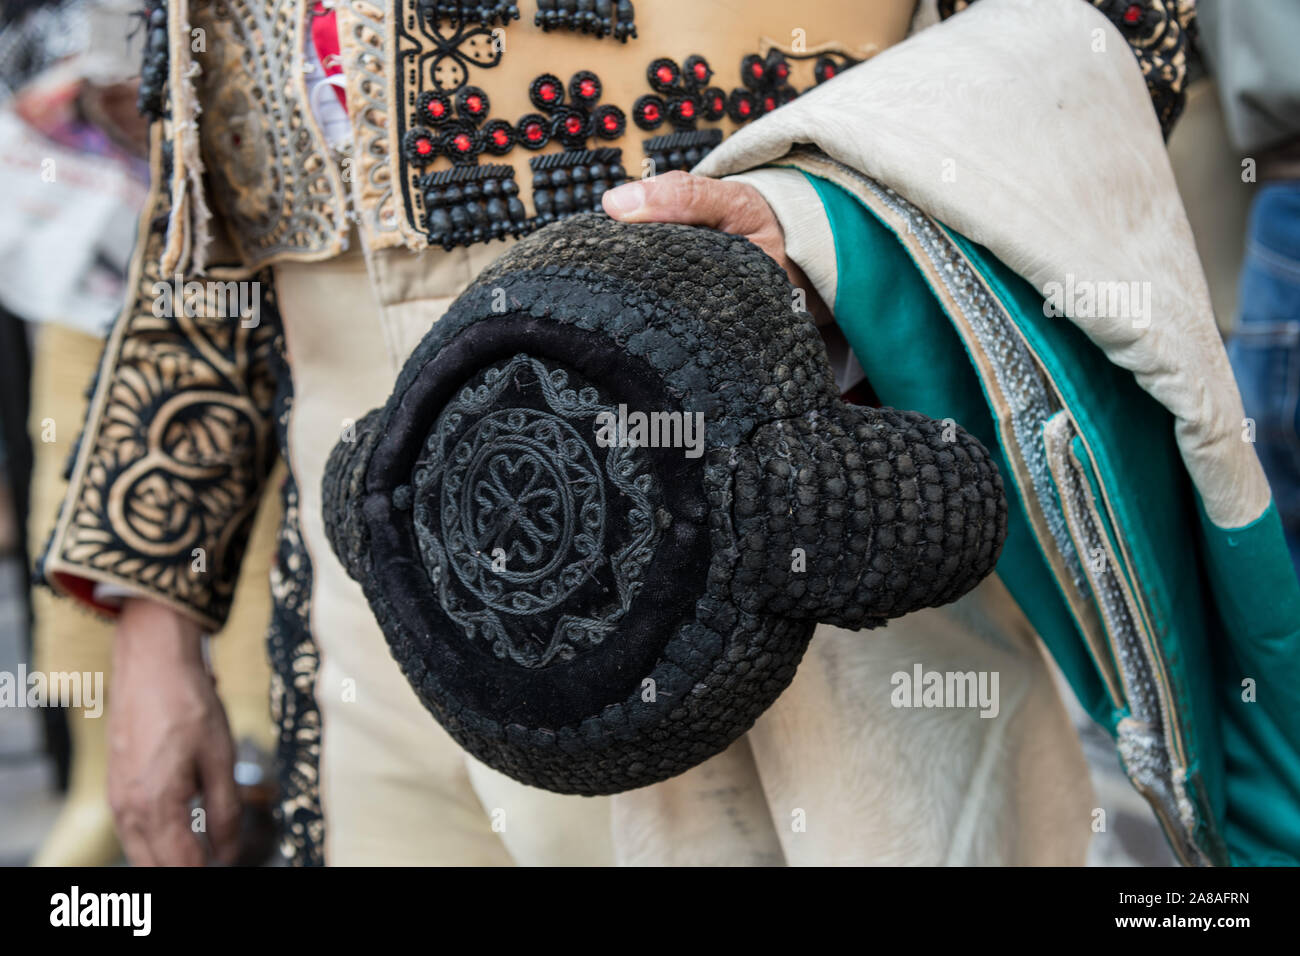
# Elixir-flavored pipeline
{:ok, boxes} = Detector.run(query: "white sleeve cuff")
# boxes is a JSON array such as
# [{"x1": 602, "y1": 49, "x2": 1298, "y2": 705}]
[{"x1": 92, "y1": 581, "x2": 144, "y2": 607}]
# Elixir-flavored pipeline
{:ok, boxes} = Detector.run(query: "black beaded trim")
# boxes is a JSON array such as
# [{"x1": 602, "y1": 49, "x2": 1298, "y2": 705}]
[
  {"x1": 529, "y1": 148, "x2": 627, "y2": 225},
  {"x1": 682, "y1": 54, "x2": 713, "y2": 88},
  {"x1": 535, "y1": 0, "x2": 636, "y2": 42},
  {"x1": 647, "y1": 57, "x2": 682, "y2": 94},
  {"x1": 569, "y1": 70, "x2": 602, "y2": 107},
  {"x1": 551, "y1": 107, "x2": 591, "y2": 148},
  {"x1": 403, "y1": 127, "x2": 443, "y2": 167},
  {"x1": 456, "y1": 85, "x2": 492, "y2": 121},
  {"x1": 734, "y1": 51, "x2": 794, "y2": 118},
  {"x1": 416, "y1": 90, "x2": 455, "y2": 126},
  {"x1": 517, "y1": 112, "x2": 553, "y2": 150},
  {"x1": 417, "y1": 0, "x2": 521, "y2": 26},
  {"x1": 642, "y1": 129, "x2": 723, "y2": 173},
  {"x1": 481, "y1": 118, "x2": 516, "y2": 154},
  {"x1": 632, "y1": 93, "x2": 666, "y2": 131},
  {"x1": 418, "y1": 163, "x2": 531, "y2": 249},
  {"x1": 591, "y1": 104, "x2": 626, "y2": 140},
  {"x1": 726, "y1": 88, "x2": 757, "y2": 124},
  {"x1": 700, "y1": 86, "x2": 727, "y2": 121},
  {"x1": 529, "y1": 73, "x2": 566, "y2": 111},
  {"x1": 136, "y1": 0, "x2": 168, "y2": 121}
]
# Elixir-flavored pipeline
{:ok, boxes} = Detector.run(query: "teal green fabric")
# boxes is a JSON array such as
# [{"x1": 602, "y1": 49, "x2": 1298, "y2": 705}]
[{"x1": 801, "y1": 169, "x2": 1300, "y2": 865}]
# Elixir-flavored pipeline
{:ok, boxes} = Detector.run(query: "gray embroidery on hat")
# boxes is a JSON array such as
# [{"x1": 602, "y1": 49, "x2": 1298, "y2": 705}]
[{"x1": 412, "y1": 353, "x2": 659, "y2": 667}]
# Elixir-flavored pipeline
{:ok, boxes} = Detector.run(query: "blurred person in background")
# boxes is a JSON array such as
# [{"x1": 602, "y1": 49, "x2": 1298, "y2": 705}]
[
  {"x1": 0, "y1": 0, "x2": 278, "y2": 865},
  {"x1": 31, "y1": 0, "x2": 1300, "y2": 870},
  {"x1": 1201, "y1": 0, "x2": 1300, "y2": 579}
]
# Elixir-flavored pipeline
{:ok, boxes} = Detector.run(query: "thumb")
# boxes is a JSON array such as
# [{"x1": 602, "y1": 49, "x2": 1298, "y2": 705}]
[
  {"x1": 602, "y1": 171, "x2": 742, "y2": 229},
  {"x1": 197, "y1": 726, "x2": 242, "y2": 864}
]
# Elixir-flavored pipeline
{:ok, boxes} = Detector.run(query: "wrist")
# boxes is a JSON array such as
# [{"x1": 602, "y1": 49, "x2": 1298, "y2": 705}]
[{"x1": 115, "y1": 597, "x2": 207, "y2": 666}]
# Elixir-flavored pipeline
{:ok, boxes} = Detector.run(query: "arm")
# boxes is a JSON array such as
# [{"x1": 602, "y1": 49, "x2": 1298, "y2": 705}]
[
  {"x1": 39, "y1": 126, "x2": 280, "y2": 630},
  {"x1": 37, "y1": 125, "x2": 279, "y2": 866}
]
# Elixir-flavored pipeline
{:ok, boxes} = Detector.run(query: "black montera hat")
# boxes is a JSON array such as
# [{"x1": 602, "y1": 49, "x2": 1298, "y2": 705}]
[{"x1": 323, "y1": 213, "x2": 1007, "y2": 795}]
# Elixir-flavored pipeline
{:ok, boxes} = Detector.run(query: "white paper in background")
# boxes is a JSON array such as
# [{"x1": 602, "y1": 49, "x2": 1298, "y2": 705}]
[{"x1": 0, "y1": 108, "x2": 147, "y2": 336}]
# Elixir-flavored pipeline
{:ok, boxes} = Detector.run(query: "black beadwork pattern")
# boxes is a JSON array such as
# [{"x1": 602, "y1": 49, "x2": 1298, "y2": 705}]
[
  {"x1": 398, "y1": 10, "x2": 532, "y2": 249},
  {"x1": 530, "y1": 148, "x2": 625, "y2": 223},
  {"x1": 136, "y1": 0, "x2": 168, "y2": 120},
  {"x1": 535, "y1": 0, "x2": 636, "y2": 41},
  {"x1": 417, "y1": 0, "x2": 520, "y2": 27},
  {"x1": 642, "y1": 129, "x2": 723, "y2": 176},
  {"x1": 397, "y1": 0, "x2": 524, "y2": 246},
  {"x1": 631, "y1": 54, "x2": 728, "y2": 171},
  {"x1": 525, "y1": 70, "x2": 628, "y2": 221},
  {"x1": 421, "y1": 164, "x2": 530, "y2": 248},
  {"x1": 631, "y1": 49, "x2": 856, "y2": 174},
  {"x1": 323, "y1": 214, "x2": 1009, "y2": 795}
]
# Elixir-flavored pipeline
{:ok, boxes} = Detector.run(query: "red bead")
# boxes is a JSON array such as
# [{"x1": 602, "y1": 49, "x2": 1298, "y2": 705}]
[
  {"x1": 1123, "y1": 3, "x2": 1141, "y2": 24},
  {"x1": 580, "y1": 79, "x2": 597, "y2": 97},
  {"x1": 603, "y1": 115, "x2": 618, "y2": 131},
  {"x1": 694, "y1": 63, "x2": 707, "y2": 80},
  {"x1": 454, "y1": 134, "x2": 471, "y2": 152},
  {"x1": 526, "y1": 122, "x2": 543, "y2": 141},
  {"x1": 416, "y1": 138, "x2": 433, "y2": 155},
  {"x1": 824, "y1": 65, "x2": 836, "y2": 78},
  {"x1": 541, "y1": 84, "x2": 556, "y2": 101},
  {"x1": 644, "y1": 104, "x2": 660, "y2": 121},
  {"x1": 656, "y1": 65, "x2": 674, "y2": 85},
  {"x1": 680, "y1": 100, "x2": 695, "y2": 118},
  {"x1": 566, "y1": 116, "x2": 582, "y2": 133},
  {"x1": 751, "y1": 62, "x2": 764, "y2": 78},
  {"x1": 493, "y1": 129, "x2": 509, "y2": 146},
  {"x1": 429, "y1": 101, "x2": 444, "y2": 117},
  {"x1": 466, "y1": 94, "x2": 482, "y2": 113},
  {"x1": 739, "y1": 101, "x2": 751, "y2": 116}
]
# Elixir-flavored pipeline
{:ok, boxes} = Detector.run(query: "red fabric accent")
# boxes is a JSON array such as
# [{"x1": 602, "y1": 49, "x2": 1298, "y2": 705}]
[
  {"x1": 311, "y1": 3, "x2": 347, "y2": 110},
  {"x1": 52, "y1": 572, "x2": 122, "y2": 620}
]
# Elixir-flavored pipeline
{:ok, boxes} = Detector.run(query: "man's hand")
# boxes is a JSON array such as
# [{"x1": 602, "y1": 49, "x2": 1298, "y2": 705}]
[
  {"x1": 601, "y1": 171, "x2": 830, "y2": 324},
  {"x1": 108, "y1": 598, "x2": 240, "y2": 866}
]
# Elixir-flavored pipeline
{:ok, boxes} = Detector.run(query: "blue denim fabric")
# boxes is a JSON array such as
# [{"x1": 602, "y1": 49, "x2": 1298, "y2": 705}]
[{"x1": 1228, "y1": 181, "x2": 1300, "y2": 576}]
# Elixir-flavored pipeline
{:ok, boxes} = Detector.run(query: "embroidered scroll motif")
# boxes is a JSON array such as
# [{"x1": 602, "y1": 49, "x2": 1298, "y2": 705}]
[
  {"x1": 411, "y1": 354, "x2": 660, "y2": 668},
  {"x1": 41, "y1": 129, "x2": 280, "y2": 630}
]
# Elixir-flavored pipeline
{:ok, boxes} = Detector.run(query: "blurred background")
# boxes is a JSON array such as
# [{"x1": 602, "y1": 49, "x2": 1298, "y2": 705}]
[{"x1": 0, "y1": 0, "x2": 1294, "y2": 867}]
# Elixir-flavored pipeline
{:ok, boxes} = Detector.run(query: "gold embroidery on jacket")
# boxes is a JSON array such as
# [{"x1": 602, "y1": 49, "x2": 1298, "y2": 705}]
[{"x1": 43, "y1": 126, "x2": 280, "y2": 630}]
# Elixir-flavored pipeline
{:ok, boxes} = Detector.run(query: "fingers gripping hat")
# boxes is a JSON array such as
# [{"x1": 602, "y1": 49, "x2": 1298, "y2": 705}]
[{"x1": 323, "y1": 213, "x2": 1008, "y2": 795}]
